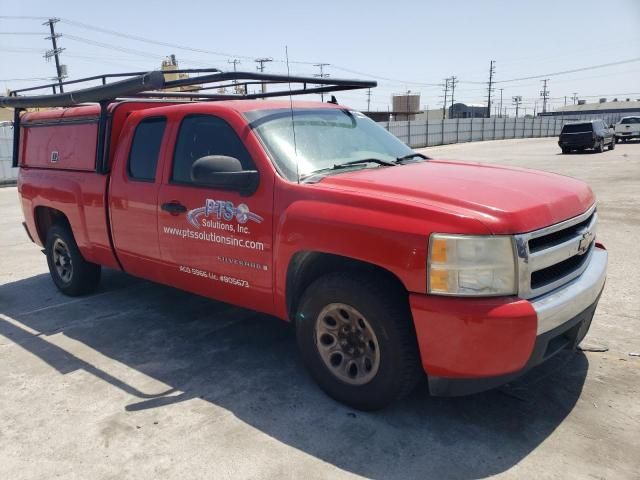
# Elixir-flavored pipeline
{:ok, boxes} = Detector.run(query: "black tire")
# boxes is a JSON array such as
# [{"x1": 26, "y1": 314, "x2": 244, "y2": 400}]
[
  {"x1": 295, "y1": 272, "x2": 422, "y2": 410},
  {"x1": 608, "y1": 139, "x2": 615, "y2": 151},
  {"x1": 561, "y1": 147, "x2": 570, "y2": 154},
  {"x1": 595, "y1": 140, "x2": 604, "y2": 153},
  {"x1": 46, "y1": 224, "x2": 101, "y2": 296},
  {"x1": 615, "y1": 137, "x2": 620, "y2": 144}
]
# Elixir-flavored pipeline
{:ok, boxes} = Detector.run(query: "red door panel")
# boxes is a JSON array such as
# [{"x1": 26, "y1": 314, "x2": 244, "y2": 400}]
[
  {"x1": 109, "y1": 116, "x2": 168, "y2": 281},
  {"x1": 157, "y1": 113, "x2": 275, "y2": 313}
]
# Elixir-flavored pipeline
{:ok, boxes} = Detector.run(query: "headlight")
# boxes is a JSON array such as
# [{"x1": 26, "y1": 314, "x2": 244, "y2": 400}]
[{"x1": 428, "y1": 234, "x2": 516, "y2": 296}]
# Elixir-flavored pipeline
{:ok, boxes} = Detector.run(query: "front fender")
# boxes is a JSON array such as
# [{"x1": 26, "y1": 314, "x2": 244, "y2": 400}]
[{"x1": 272, "y1": 195, "x2": 490, "y2": 318}]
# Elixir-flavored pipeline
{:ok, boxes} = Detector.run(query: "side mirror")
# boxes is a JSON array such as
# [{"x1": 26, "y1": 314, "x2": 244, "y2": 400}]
[
  {"x1": 191, "y1": 155, "x2": 259, "y2": 196},
  {"x1": 609, "y1": 124, "x2": 615, "y2": 129}
]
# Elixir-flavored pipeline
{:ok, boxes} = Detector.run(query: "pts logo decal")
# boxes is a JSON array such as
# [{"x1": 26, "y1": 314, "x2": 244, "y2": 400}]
[{"x1": 187, "y1": 199, "x2": 263, "y2": 229}]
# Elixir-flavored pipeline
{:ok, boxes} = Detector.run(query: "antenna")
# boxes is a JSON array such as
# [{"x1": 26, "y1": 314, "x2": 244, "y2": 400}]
[{"x1": 285, "y1": 46, "x2": 299, "y2": 184}]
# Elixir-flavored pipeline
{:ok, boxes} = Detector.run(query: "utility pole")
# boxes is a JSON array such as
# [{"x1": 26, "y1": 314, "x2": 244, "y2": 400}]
[
  {"x1": 540, "y1": 78, "x2": 550, "y2": 113},
  {"x1": 366, "y1": 88, "x2": 372, "y2": 112},
  {"x1": 442, "y1": 78, "x2": 450, "y2": 120},
  {"x1": 449, "y1": 75, "x2": 457, "y2": 117},
  {"x1": 254, "y1": 57, "x2": 273, "y2": 95},
  {"x1": 512, "y1": 95, "x2": 522, "y2": 118},
  {"x1": 486, "y1": 60, "x2": 495, "y2": 118},
  {"x1": 572, "y1": 92, "x2": 578, "y2": 104},
  {"x1": 313, "y1": 63, "x2": 330, "y2": 102},
  {"x1": 499, "y1": 88, "x2": 504, "y2": 118},
  {"x1": 43, "y1": 18, "x2": 65, "y2": 93},
  {"x1": 228, "y1": 59, "x2": 244, "y2": 94}
]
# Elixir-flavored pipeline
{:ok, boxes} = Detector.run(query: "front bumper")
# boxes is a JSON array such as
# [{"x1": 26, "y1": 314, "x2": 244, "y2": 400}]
[{"x1": 410, "y1": 247, "x2": 607, "y2": 396}]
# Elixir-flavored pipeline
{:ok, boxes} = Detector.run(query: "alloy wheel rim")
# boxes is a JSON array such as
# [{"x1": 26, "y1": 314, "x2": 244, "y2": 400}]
[
  {"x1": 314, "y1": 303, "x2": 380, "y2": 385},
  {"x1": 52, "y1": 238, "x2": 73, "y2": 283}
]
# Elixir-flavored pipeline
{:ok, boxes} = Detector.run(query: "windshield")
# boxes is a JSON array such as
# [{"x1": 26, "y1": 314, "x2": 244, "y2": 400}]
[
  {"x1": 246, "y1": 108, "x2": 414, "y2": 181},
  {"x1": 621, "y1": 117, "x2": 639, "y2": 124}
]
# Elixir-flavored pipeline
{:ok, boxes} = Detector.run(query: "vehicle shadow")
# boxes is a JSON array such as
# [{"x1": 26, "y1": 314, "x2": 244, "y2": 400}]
[
  {"x1": 0, "y1": 270, "x2": 589, "y2": 480},
  {"x1": 556, "y1": 149, "x2": 612, "y2": 155}
]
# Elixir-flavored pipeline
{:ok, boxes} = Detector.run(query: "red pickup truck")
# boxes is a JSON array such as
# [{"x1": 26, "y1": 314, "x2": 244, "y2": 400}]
[{"x1": 4, "y1": 70, "x2": 607, "y2": 409}]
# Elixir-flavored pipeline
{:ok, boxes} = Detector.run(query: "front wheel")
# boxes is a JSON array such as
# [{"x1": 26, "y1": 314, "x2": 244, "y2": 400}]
[
  {"x1": 561, "y1": 147, "x2": 570, "y2": 154},
  {"x1": 608, "y1": 139, "x2": 615, "y2": 151},
  {"x1": 46, "y1": 224, "x2": 101, "y2": 296},
  {"x1": 295, "y1": 272, "x2": 422, "y2": 410}
]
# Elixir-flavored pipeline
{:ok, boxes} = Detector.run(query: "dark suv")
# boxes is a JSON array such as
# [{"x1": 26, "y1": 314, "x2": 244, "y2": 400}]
[{"x1": 558, "y1": 120, "x2": 615, "y2": 154}]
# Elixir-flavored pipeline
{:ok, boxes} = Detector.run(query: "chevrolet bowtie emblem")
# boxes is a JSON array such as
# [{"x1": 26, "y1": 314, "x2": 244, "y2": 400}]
[{"x1": 577, "y1": 230, "x2": 594, "y2": 255}]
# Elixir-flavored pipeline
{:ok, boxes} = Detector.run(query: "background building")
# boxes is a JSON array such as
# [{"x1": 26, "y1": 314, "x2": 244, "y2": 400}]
[
  {"x1": 545, "y1": 98, "x2": 640, "y2": 116},
  {"x1": 449, "y1": 102, "x2": 486, "y2": 119}
]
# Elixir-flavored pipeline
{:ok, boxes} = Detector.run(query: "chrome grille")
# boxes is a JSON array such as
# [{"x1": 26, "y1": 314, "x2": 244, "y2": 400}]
[{"x1": 514, "y1": 205, "x2": 597, "y2": 299}]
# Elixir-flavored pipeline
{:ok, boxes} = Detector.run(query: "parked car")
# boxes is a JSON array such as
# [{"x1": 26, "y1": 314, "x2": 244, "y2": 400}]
[
  {"x1": 2, "y1": 70, "x2": 608, "y2": 410},
  {"x1": 615, "y1": 116, "x2": 640, "y2": 143},
  {"x1": 558, "y1": 120, "x2": 615, "y2": 153}
]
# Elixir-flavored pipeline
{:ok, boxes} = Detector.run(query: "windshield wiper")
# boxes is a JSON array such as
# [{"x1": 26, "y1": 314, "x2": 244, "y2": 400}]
[
  {"x1": 300, "y1": 158, "x2": 396, "y2": 182},
  {"x1": 335, "y1": 158, "x2": 396, "y2": 168},
  {"x1": 396, "y1": 152, "x2": 429, "y2": 163}
]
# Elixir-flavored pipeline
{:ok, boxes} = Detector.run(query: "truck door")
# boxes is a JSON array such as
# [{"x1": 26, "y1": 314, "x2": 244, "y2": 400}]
[
  {"x1": 109, "y1": 116, "x2": 168, "y2": 281},
  {"x1": 157, "y1": 113, "x2": 274, "y2": 312}
]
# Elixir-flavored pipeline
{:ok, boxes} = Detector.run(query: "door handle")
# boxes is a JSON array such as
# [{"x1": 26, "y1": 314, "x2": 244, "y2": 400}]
[{"x1": 161, "y1": 201, "x2": 187, "y2": 215}]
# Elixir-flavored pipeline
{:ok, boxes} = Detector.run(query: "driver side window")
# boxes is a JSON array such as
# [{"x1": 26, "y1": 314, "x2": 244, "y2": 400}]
[{"x1": 172, "y1": 114, "x2": 254, "y2": 184}]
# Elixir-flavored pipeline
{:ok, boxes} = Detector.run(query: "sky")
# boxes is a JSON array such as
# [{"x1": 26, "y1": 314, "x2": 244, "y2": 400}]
[{"x1": 1, "y1": 0, "x2": 639, "y2": 114}]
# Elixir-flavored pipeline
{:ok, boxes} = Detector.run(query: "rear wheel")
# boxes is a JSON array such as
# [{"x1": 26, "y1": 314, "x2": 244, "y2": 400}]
[
  {"x1": 561, "y1": 147, "x2": 570, "y2": 154},
  {"x1": 595, "y1": 140, "x2": 604, "y2": 153},
  {"x1": 295, "y1": 272, "x2": 423, "y2": 410},
  {"x1": 46, "y1": 224, "x2": 101, "y2": 296},
  {"x1": 608, "y1": 139, "x2": 615, "y2": 151}
]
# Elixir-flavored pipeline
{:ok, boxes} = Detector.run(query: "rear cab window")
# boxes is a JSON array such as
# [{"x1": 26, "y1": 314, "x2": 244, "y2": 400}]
[
  {"x1": 620, "y1": 117, "x2": 639, "y2": 124},
  {"x1": 128, "y1": 117, "x2": 167, "y2": 181},
  {"x1": 171, "y1": 114, "x2": 254, "y2": 185}
]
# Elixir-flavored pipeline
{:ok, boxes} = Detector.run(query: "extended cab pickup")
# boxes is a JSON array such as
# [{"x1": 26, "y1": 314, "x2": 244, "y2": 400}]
[{"x1": 7, "y1": 71, "x2": 607, "y2": 409}]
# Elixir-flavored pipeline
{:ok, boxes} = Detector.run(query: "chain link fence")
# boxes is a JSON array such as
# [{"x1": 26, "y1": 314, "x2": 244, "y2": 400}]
[{"x1": 380, "y1": 111, "x2": 640, "y2": 148}]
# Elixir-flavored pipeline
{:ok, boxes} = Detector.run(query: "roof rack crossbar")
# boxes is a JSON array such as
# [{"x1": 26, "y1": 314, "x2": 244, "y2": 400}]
[
  {"x1": 131, "y1": 84, "x2": 368, "y2": 101},
  {"x1": 0, "y1": 69, "x2": 376, "y2": 109},
  {"x1": 8, "y1": 68, "x2": 222, "y2": 95},
  {"x1": 1, "y1": 71, "x2": 166, "y2": 108}
]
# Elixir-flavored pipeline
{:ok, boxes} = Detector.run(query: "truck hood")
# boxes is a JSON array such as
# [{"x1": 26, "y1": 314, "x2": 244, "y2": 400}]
[{"x1": 316, "y1": 159, "x2": 594, "y2": 234}]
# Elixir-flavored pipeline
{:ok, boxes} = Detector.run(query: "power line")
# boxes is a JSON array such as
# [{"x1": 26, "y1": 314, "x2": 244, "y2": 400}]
[
  {"x1": 0, "y1": 15, "x2": 49, "y2": 20},
  {"x1": 494, "y1": 57, "x2": 640, "y2": 83},
  {"x1": 0, "y1": 76, "x2": 51, "y2": 82}
]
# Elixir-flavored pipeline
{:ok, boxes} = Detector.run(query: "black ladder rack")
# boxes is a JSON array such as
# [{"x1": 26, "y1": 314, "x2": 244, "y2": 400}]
[{"x1": 0, "y1": 69, "x2": 377, "y2": 169}]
